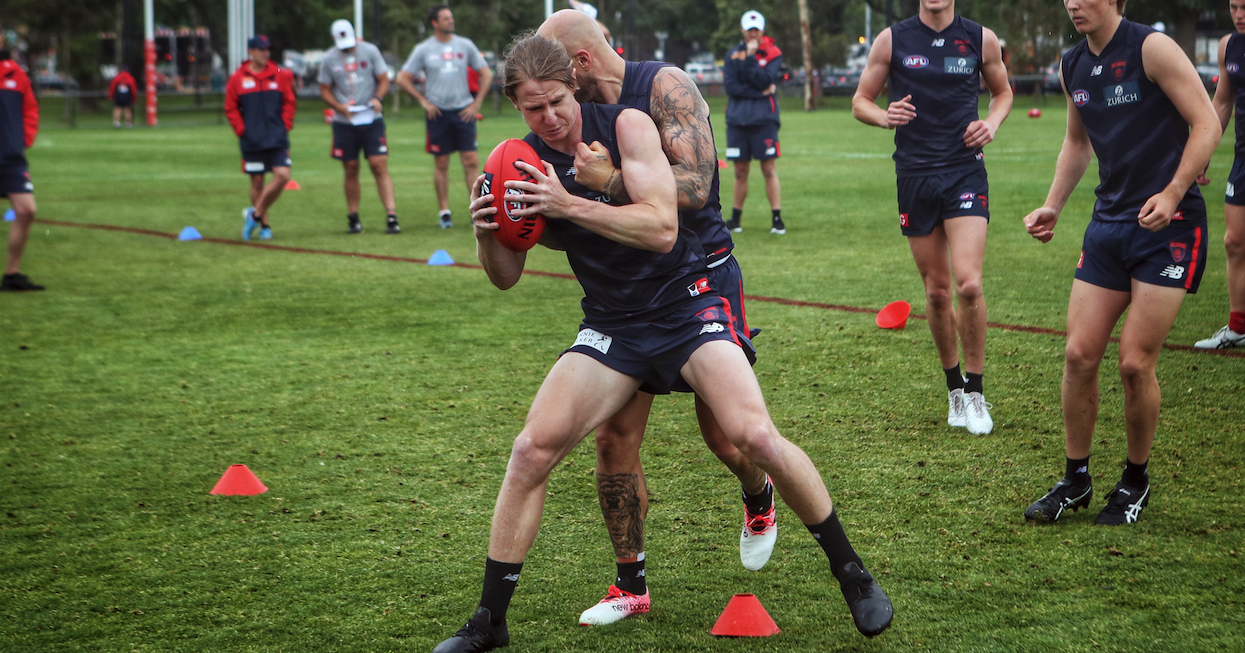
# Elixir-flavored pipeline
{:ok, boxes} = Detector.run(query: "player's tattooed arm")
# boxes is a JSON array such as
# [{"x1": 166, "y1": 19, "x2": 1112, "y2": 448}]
[
  {"x1": 597, "y1": 472, "x2": 645, "y2": 560},
  {"x1": 649, "y1": 67, "x2": 717, "y2": 210}
]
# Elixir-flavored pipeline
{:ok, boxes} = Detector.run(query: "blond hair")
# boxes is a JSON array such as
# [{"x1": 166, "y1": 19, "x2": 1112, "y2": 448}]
[{"x1": 502, "y1": 32, "x2": 576, "y2": 101}]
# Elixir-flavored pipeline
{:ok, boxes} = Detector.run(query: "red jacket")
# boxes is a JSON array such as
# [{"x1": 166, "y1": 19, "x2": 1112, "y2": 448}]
[
  {"x1": 224, "y1": 60, "x2": 296, "y2": 152},
  {"x1": 0, "y1": 59, "x2": 38, "y2": 166},
  {"x1": 108, "y1": 71, "x2": 137, "y2": 100}
]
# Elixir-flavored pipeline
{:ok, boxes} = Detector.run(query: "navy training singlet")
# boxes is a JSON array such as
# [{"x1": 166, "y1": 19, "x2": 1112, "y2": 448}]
[
  {"x1": 888, "y1": 15, "x2": 986, "y2": 176},
  {"x1": 1225, "y1": 33, "x2": 1245, "y2": 157},
  {"x1": 1061, "y1": 18, "x2": 1205, "y2": 224},
  {"x1": 618, "y1": 61, "x2": 734, "y2": 265},
  {"x1": 524, "y1": 103, "x2": 710, "y2": 327}
]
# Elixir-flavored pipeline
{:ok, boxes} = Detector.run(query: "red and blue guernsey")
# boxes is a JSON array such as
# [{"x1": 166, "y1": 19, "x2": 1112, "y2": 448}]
[
  {"x1": 618, "y1": 61, "x2": 733, "y2": 266},
  {"x1": 888, "y1": 15, "x2": 984, "y2": 176},
  {"x1": 224, "y1": 60, "x2": 296, "y2": 153},
  {"x1": 0, "y1": 58, "x2": 39, "y2": 167},
  {"x1": 1061, "y1": 19, "x2": 1205, "y2": 223},
  {"x1": 1224, "y1": 33, "x2": 1245, "y2": 156},
  {"x1": 524, "y1": 103, "x2": 712, "y2": 327}
]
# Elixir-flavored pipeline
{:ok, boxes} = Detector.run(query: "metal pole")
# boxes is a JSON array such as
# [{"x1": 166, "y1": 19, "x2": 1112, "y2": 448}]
[
  {"x1": 144, "y1": 0, "x2": 157, "y2": 126},
  {"x1": 546, "y1": 0, "x2": 553, "y2": 19},
  {"x1": 865, "y1": 4, "x2": 872, "y2": 46},
  {"x1": 355, "y1": 0, "x2": 364, "y2": 41}
]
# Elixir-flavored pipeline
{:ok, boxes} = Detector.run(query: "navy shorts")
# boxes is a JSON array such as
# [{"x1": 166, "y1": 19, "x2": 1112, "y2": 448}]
[
  {"x1": 0, "y1": 164, "x2": 33, "y2": 197},
  {"x1": 1075, "y1": 217, "x2": 1208, "y2": 294},
  {"x1": 331, "y1": 119, "x2": 389, "y2": 161},
  {"x1": 896, "y1": 166, "x2": 990, "y2": 237},
  {"x1": 1226, "y1": 154, "x2": 1245, "y2": 206},
  {"x1": 659, "y1": 256, "x2": 755, "y2": 394},
  {"x1": 426, "y1": 109, "x2": 478, "y2": 155},
  {"x1": 726, "y1": 124, "x2": 780, "y2": 161},
  {"x1": 114, "y1": 92, "x2": 133, "y2": 108},
  {"x1": 241, "y1": 148, "x2": 292, "y2": 175},
  {"x1": 565, "y1": 284, "x2": 753, "y2": 396}
]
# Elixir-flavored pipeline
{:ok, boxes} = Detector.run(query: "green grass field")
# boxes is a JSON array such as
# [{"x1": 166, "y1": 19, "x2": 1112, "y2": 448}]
[{"x1": 2, "y1": 96, "x2": 1242, "y2": 652}]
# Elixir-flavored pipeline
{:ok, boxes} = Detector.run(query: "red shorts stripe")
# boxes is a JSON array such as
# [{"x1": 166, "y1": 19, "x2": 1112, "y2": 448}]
[
  {"x1": 718, "y1": 296, "x2": 742, "y2": 347},
  {"x1": 1186, "y1": 226, "x2": 1202, "y2": 290}
]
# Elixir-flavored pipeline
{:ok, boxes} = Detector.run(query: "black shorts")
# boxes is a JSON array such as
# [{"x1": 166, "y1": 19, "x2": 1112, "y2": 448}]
[
  {"x1": 114, "y1": 92, "x2": 133, "y2": 108},
  {"x1": 1226, "y1": 154, "x2": 1245, "y2": 207},
  {"x1": 896, "y1": 166, "x2": 990, "y2": 237},
  {"x1": 565, "y1": 286, "x2": 752, "y2": 396},
  {"x1": 241, "y1": 148, "x2": 292, "y2": 175},
  {"x1": 726, "y1": 124, "x2": 780, "y2": 161},
  {"x1": 0, "y1": 164, "x2": 33, "y2": 197},
  {"x1": 657, "y1": 256, "x2": 755, "y2": 394},
  {"x1": 331, "y1": 119, "x2": 389, "y2": 162},
  {"x1": 1075, "y1": 217, "x2": 1208, "y2": 294},
  {"x1": 426, "y1": 109, "x2": 478, "y2": 155}
]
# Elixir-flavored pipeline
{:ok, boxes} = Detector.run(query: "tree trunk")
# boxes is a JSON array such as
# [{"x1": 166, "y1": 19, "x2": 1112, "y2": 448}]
[
  {"x1": 1171, "y1": 9, "x2": 1198, "y2": 62},
  {"x1": 797, "y1": 0, "x2": 815, "y2": 111}
]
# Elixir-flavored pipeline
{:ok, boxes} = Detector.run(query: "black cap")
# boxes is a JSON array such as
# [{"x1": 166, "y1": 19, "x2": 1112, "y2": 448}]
[{"x1": 247, "y1": 35, "x2": 271, "y2": 50}]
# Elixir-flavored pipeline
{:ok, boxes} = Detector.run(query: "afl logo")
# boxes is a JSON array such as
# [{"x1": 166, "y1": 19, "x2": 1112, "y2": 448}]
[
  {"x1": 1230, "y1": 63, "x2": 1240, "y2": 74},
  {"x1": 504, "y1": 188, "x2": 527, "y2": 222},
  {"x1": 903, "y1": 55, "x2": 929, "y2": 69},
  {"x1": 1072, "y1": 89, "x2": 1090, "y2": 106}
]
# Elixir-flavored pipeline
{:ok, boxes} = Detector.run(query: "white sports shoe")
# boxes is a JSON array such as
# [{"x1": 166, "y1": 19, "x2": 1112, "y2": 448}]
[
  {"x1": 965, "y1": 391, "x2": 993, "y2": 435},
  {"x1": 947, "y1": 388, "x2": 967, "y2": 427},
  {"x1": 1194, "y1": 325, "x2": 1245, "y2": 350},
  {"x1": 578, "y1": 585, "x2": 650, "y2": 626},
  {"x1": 740, "y1": 481, "x2": 777, "y2": 571}
]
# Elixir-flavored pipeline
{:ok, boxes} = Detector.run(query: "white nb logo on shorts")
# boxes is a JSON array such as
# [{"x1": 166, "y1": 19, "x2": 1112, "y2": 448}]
[
  {"x1": 699, "y1": 322, "x2": 726, "y2": 335},
  {"x1": 1159, "y1": 265, "x2": 1185, "y2": 280},
  {"x1": 573, "y1": 328, "x2": 613, "y2": 354}
]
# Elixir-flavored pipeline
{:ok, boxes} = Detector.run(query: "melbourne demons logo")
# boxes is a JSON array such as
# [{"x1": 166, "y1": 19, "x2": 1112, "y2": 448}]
[
  {"x1": 1111, "y1": 61, "x2": 1126, "y2": 81},
  {"x1": 1072, "y1": 89, "x2": 1091, "y2": 107},
  {"x1": 903, "y1": 55, "x2": 929, "y2": 69},
  {"x1": 1170, "y1": 241, "x2": 1188, "y2": 263}
]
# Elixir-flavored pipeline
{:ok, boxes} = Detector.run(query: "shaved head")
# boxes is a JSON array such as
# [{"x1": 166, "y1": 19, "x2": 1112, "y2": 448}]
[
  {"x1": 538, "y1": 9, "x2": 611, "y2": 58},
  {"x1": 538, "y1": 9, "x2": 624, "y2": 103}
]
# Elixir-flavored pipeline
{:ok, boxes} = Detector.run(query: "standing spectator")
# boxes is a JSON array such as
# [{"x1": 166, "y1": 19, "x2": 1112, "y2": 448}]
[
  {"x1": 396, "y1": 5, "x2": 492, "y2": 229},
  {"x1": 319, "y1": 19, "x2": 400, "y2": 235},
  {"x1": 0, "y1": 27, "x2": 42, "y2": 292},
  {"x1": 108, "y1": 67, "x2": 136, "y2": 129},
  {"x1": 723, "y1": 10, "x2": 785, "y2": 234},
  {"x1": 225, "y1": 35, "x2": 296, "y2": 241}
]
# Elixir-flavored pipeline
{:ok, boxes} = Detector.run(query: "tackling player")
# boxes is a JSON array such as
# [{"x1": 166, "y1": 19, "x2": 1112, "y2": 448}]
[
  {"x1": 225, "y1": 35, "x2": 296, "y2": 241},
  {"x1": 1022, "y1": 0, "x2": 1218, "y2": 525},
  {"x1": 1196, "y1": 0, "x2": 1245, "y2": 350},
  {"x1": 537, "y1": 10, "x2": 776, "y2": 627},
  {"x1": 852, "y1": 0, "x2": 1012, "y2": 435},
  {"x1": 0, "y1": 28, "x2": 42, "y2": 292},
  {"x1": 430, "y1": 34, "x2": 892, "y2": 653}
]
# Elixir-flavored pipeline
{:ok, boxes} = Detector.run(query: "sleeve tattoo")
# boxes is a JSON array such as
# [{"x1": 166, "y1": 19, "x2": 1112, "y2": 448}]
[{"x1": 649, "y1": 69, "x2": 717, "y2": 210}]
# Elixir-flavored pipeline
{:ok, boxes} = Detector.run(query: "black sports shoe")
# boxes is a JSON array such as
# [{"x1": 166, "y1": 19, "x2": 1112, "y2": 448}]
[
  {"x1": 347, "y1": 214, "x2": 363, "y2": 234},
  {"x1": 770, "y1": 216, "x2": 786, "y2": 234},
  {"x1": 724, "y1": 215, "x2": 742, "y2": 232},
  {"x1": 1, "y1": 272, "x2": 45, "y2": 292},
  {"x1": 386, "y1": 216, "x2": 401, "y2": 235},
  {"x1": 431, "y1": 607, "x2": 509, "y2": 653},
  {"x1": 1024, "y1": 478, "x2": 1093, "y2": 523},
  {"x1": 1095, "y1": 481, "x2": 1150, "y2": 525},
  {"x1": 837, "y1": 562, "x2": 893, "y2": 638}
]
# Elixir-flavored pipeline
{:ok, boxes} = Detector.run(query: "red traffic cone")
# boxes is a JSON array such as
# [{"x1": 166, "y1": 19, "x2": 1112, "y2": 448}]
[
  {"x1": 284, "y1": 179, "x2": 301, "y2": 190},
  {"x1": 875, "y1": 300, "x2": 911, "y2": 330},
  {"x1": 710, "y1": 593, "x2": 780, "y2": 637},
  {"x1": 209, "y1": 464, "x2": 268, "y2": 495}
]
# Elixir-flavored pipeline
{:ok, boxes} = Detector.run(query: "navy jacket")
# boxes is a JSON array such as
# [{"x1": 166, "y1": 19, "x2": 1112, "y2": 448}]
[
  {"x1": 224, "y1": 61, "x2": 296, "y2": 153},
  {"x1": 723, "y1": 38, "x2": 782, "y2": 127}
]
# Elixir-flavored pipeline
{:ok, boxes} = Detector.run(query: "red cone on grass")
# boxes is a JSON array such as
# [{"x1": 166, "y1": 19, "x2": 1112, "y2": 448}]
[
  {"x1": 876, "y1": 300, "x2": 912, "y2": 330},
  {"x1": 710, "y1": 593, "x2": 780, "y2": 637},
  {"x1": 209, "y1": 464, "x2": 268, "y2": 495},
  {"x1": 284, "y1": 179, "x2": 302, "y2": 190}
]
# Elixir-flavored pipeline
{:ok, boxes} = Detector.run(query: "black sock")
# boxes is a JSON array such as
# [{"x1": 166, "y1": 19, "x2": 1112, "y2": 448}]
[
  {"x1": 742, "y1": 477, "x2": 773, "y2": 515},
  {"x1": 943, "y1": 364, "x2": 964, "y2": 392},
  {"x1": 772, "y1": 209, "x2": 782, "y2": 221},
  {"x1": 615, "y1": 554, "x2": 646, "y2": 594},
  {"x1": 347, "y1": 212, "x2": 360, "y2": 221},
  {"x1": 964, "y1": 372, "x2": 983, "y2": 395},
  {"x1": 806, "y1": 510, "x2": 865, "y2": 581},
  {"x1": 1065, "y1": 456, "x2": 1090, "y2": 485},
  {"x1": 730, "y1": 208, "x2": 742, "y2": 221},
  {"x1": 479, "y1": 557, "x2": 522, "y2": 626},
  {"x1": 1121, "y1": 459, "x2": 1149, "y2": 488}
]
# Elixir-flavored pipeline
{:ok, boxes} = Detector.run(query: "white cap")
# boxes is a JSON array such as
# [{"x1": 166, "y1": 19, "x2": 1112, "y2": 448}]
[
  {"x1": 568, "y1": 0, "x2": 599, "y2": 20},
  {"x1": 331, "y1": 19, "x2": 357, "y2": 50},
  {"x1": 741, "y1": 10, "x2": 765, "y2": 31}
]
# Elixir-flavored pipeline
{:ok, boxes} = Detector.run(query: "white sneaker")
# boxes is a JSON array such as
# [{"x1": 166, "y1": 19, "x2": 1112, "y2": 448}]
[
  {"x1": 578, "y1": 585, "x2": 650, "y2": 626},
  {"x1": 965, "y1": 391, "x2": 993, "y2": 435},
  {"x1": 947, "y1": 388, "x2": 967, "y2": 427},
  {"x1": 1194, "y1": 325, "x2": 1245, "y2": 350},
  {"x1": 740, "y1": 481, "x2": 777, "y2": 571}
]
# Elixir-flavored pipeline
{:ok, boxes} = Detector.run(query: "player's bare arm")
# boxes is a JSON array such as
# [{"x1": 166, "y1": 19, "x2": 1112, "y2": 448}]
[
  {"x1": 1025, "y1": 68, "x2": 1093, "y2": 243},
  {"x1": 371, "y1": 73, "x2": 390, "y2": 112},
  {"x1": 1137, "y1": 32, "x2": 1221, "y2": 232},
  {"x1": 395, "y1": 70, "x2": 441, "y2": 119},
  {"x1": 648, "y1": 67, "x2": 716, "y2": 209},
  {"x1": 964, "y1": 27, "x2": 1013, "y2": 148},
  {"x1": 470, "y1": 174, "x2": 527, "y2": 289},
  {"x1": 852, "y1": 29, "x2": 915, "y2": 129}
]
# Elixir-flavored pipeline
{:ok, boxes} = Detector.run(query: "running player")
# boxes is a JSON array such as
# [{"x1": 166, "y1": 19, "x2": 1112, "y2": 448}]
[
  {"x1": 108, "y1": 67, "x2": 136, "y2": 129},
  {"x1": 430, "y1": 34, "x2": 892, "y2": 653},
  {"x1": 0, "y1": 28, "x2": 42, "y2": 292},
  {"x1": 1196, "y1": 0, "x2": 1245, "y2": 350},
  {"x1": 319, "y1": 19, "x2": 400, "y2": 235},
  {"x1": 225, "y1": 35, "x2": 296, "y2": 241},
  {"x1": 537, "y1": 9, "x2": 775, "y2": 627},
  {"x1": 852, "y1": 0, "x2": 1012, "y2": 435},
  {"x1": 1022, "y1": 0, "x2": 1218, "y2": 525}
]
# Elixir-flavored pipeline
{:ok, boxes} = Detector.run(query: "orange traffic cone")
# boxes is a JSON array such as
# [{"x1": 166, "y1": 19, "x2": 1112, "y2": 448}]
[
  {"x1": 710, "y1": 593, "x2": 780, "y2": 637},
  {"x1": 209, "y1": 464, "x2": 268, "y2": 495},
  {"x1": 284, "y1": 179, "x2": 301, "y2": 190}
]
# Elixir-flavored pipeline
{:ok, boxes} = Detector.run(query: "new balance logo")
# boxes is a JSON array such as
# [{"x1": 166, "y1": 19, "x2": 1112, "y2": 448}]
[
  {"x1": 932, "y1": 39, "x2": 945, "y2": 47},
  {"x1": 1159, "y1": 265, "x2": 1185, "y2": 279},
  {"x1": 502, "y1": 573, "x2": 521, "y2": 582},
  {"x1": 1091, "y1": 65, "x2": 1103, "y2": 76},
  {"x1": 960, "y1": 201, "x2": 973, "y2": 209},
  {"x1": 700, "y1": 322, "x2": 726, "y2": 335}
]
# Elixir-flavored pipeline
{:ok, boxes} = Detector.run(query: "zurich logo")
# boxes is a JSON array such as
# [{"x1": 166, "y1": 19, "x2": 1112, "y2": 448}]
[
  {"x1": 1115, "y1": 85, "x2": 1124, "y2": 96},
  {"x1": 1072, "y1": 89, "x2": 1090, "y2": 106},
  {"x1": 903, "y1": 55, "x2": 929, "y2": 69},
  {"x1": 958, "y1": 58, "x2": 967, "y2": 66}
]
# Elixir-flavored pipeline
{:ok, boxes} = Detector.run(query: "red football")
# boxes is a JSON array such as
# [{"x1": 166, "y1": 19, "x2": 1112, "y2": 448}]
[
  {"x1": 1028, "y1": 108, "x2": 1041, "y2": 118},
  {"x1": 482, "y1": 138, "x2": 547, "y2": 252}
]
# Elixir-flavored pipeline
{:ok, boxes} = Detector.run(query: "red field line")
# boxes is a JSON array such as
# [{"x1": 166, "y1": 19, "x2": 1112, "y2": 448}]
[{"x1": 39, "y1": 219, "x2": 1245, "y2": 359}]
